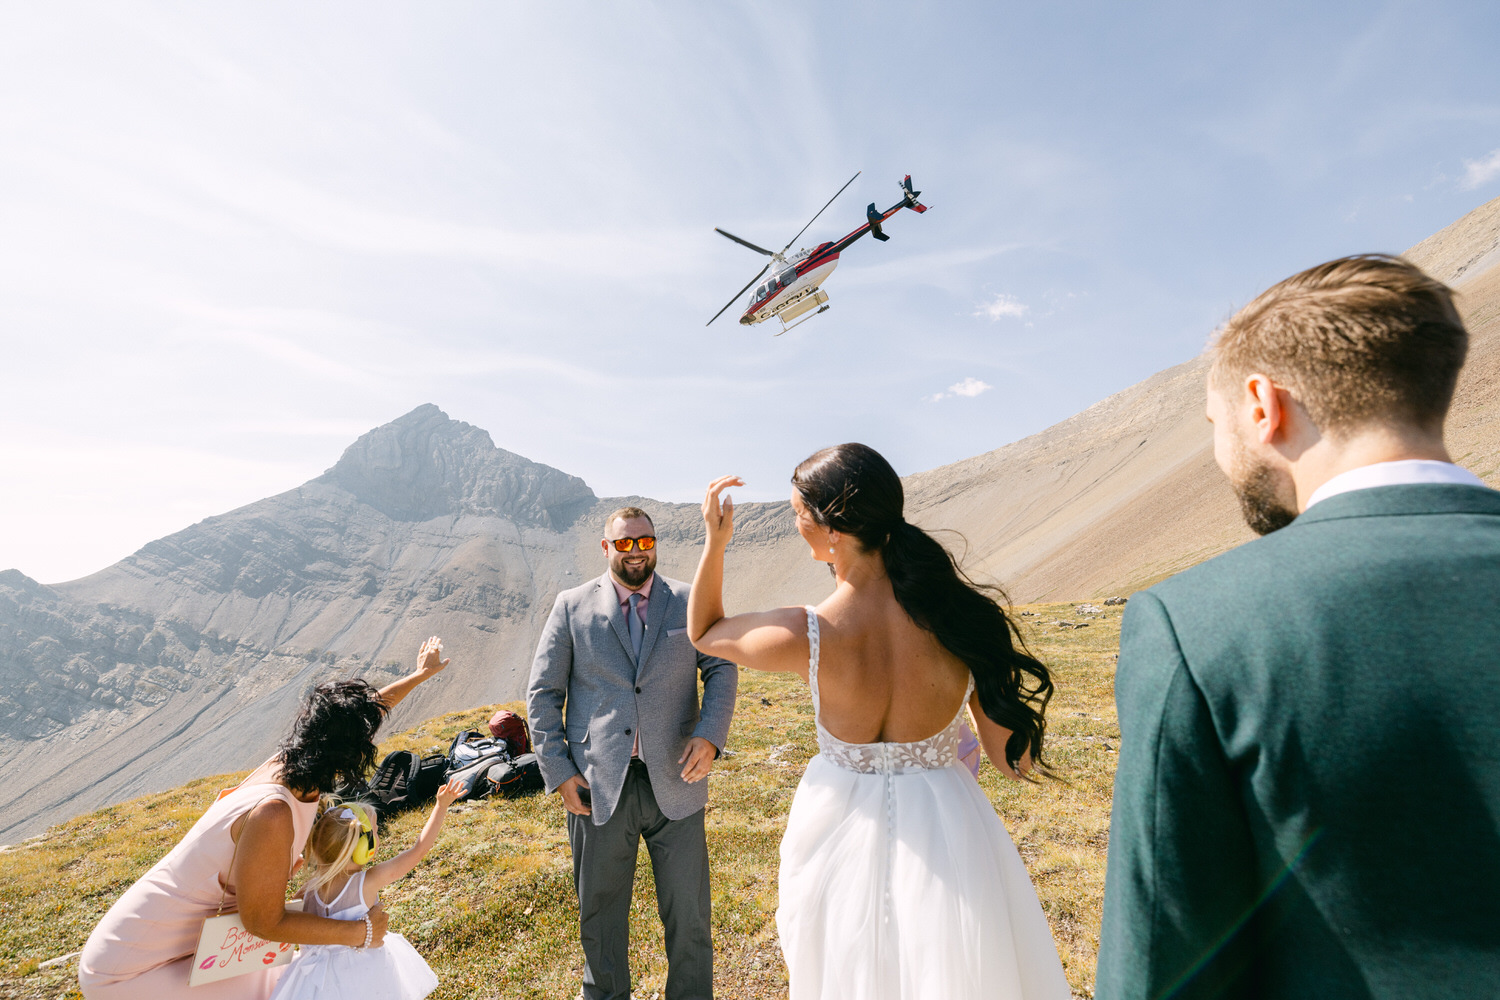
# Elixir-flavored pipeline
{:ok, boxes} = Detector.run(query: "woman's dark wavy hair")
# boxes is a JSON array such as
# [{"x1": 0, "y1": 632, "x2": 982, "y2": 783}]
[
  {"x1": 792, "y1": 443, "x2": 1053, "y2": 773},
  {"x1": 276, "y1": 679, "x2": 388, "y2": 794}
]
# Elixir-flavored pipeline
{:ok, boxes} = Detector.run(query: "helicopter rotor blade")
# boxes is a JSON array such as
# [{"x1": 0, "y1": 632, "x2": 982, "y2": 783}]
[
  {"x1": 706, "y1": 262, "x2": 772, "y2": 327},
  {"x1": 714, "y1": 228, "x2": 776, "y2": 256},
  {"x1": 781, "y1": 171, "x2": 861, "y2": 253}
]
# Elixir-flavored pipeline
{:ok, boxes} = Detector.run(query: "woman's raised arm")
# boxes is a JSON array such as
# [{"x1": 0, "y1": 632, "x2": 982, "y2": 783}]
[
  {"x1": 687, "y1": 475, "x2": 810, "y2": 676},
  {"x1": 376, "y1": 636, "x2": 448, "y2": 711}
]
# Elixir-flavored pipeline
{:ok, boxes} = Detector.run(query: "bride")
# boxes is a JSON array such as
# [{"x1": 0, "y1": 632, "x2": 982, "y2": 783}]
[{"x1": 687, "y1": 443, "x2": 1071, "y2": 999}]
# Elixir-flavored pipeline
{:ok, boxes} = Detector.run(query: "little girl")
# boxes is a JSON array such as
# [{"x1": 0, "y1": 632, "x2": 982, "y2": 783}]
[{"x1": 269, "y1": 777, "x2": 466, "y2": 1000}]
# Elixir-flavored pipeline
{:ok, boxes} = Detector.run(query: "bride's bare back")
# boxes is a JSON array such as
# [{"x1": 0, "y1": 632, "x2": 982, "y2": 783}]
[
  {"x1": 687, "y1": 468, "x2": 1035, "y2": 779},
  {"x1": 813, "y1": 586, "x2": 972, "y2": 745}
]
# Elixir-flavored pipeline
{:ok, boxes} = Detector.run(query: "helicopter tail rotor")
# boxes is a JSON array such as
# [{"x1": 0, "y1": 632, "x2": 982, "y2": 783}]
[{"x1": 900, "y1": 175, "x2": 928, "y2": 213}]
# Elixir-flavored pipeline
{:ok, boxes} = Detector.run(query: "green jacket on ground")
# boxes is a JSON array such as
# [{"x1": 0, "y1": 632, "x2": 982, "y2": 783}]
[{"x1": 1097, "y1": 484, "x2": 1500, "y2": 999}]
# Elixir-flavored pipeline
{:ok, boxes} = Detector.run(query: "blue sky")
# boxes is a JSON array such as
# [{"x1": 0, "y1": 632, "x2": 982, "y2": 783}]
[{"x1": 2, "y1": 1, "x2": 1498, "y2": 583}]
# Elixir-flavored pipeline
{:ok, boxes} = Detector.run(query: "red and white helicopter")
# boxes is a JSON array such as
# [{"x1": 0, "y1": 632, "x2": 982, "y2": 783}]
[{"x1": 707, "y1": 172, "x2": 929, "y2": 333}]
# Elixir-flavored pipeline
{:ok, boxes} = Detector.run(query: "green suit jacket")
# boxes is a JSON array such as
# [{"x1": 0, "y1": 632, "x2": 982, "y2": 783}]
[{"x1": 1096, "y1": 484, "x2": 1500, "y2": 999}]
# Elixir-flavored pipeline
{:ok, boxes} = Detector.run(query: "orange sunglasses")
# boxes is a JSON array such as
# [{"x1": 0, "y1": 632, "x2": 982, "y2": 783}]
[{"x1": 608, "y1": 535, "x2": 657, "y2": 552}]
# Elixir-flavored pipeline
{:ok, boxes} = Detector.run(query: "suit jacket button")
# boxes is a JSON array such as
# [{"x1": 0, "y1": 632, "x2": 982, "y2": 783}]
[
  {"x1": 635, "y1": 686, "x2": 642, "y2": 693},
  {"x1": 624, "y1": 728, "x2": 632, "y2": 735}
]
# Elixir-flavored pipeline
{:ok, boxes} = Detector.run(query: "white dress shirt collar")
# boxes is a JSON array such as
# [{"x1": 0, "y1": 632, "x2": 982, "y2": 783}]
[{"x1": 1304, "y1": 460, "x2": 1486, "y2": 510}]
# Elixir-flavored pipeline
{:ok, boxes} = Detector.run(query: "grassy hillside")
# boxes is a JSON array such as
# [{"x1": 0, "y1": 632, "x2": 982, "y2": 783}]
[{"x1": 0, "y1": 602, "x2": 1121, "y2": 1000}]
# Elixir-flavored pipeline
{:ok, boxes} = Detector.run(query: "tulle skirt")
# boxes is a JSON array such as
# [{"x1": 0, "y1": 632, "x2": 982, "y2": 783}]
[
  {"x1": 267, "y1": 934, "x2": 437, "y2": 1000},
  {"x1": 776, "y1": 755, "x2": 1071, "y2": 1000}
]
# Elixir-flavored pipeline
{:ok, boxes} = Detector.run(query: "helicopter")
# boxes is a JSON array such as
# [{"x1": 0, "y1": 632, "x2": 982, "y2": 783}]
[{"x1": 706, "y1": 172, "x2": 928, "y2": 333}]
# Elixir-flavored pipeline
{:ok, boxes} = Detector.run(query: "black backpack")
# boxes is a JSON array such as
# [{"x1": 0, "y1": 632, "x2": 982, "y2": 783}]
[
  {"x1": 366, "y1": 749, "x2": 449, "y2": 817},
  {"x1": 485, "y1": 753, "x2": 545, "y2": 798}
]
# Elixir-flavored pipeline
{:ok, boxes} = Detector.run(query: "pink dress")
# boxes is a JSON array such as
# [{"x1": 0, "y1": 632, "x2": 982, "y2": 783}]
[{"x1": 78, "y1": 759, "x2": 319, "y2": 1000}]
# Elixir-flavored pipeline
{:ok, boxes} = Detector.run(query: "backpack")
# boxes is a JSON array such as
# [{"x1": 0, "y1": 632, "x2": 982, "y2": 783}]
[
  {"x1": 487, "y1": 710, "x2": 532, "y2": 755},
  {"x1": 447, "y1": 728, "x2": 511, "y2": 765},
  {"x1": 366, "y1": 749, "x2": 449, "y2": 817},
  {"x1": 444, "y1": 729, "x2": 511, "y2": 801},
  {"x1": 485, "y1": 753, "x2": 545, "y2": 798}
]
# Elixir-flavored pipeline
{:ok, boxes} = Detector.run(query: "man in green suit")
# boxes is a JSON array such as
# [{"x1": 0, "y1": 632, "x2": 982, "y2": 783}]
[{"x1": 1097, "y1": 255, "x2": 1500, "y2": 999}]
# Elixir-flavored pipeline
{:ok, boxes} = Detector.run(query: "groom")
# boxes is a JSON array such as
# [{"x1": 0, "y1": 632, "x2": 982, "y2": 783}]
[
  {"x1": 1097, "y1": 255, "x2": 1500, "y2": 998},
  {"x1": 528, "y1": 506, "x2": 737, "y2": 1000}
]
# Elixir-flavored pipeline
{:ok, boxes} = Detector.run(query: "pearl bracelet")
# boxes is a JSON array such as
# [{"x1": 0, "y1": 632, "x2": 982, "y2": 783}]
[{"x1": 357, "y1": 914, "x2": 373, "y2": 949}]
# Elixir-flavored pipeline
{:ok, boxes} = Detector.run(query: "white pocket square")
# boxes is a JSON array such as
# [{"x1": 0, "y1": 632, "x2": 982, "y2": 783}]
[{"x1": 667, "y1": 627, "x2": 688, "y2": 637}]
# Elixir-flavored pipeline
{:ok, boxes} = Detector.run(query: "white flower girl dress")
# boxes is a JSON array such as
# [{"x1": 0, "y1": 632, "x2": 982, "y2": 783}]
[{"x1": 269, "y1": 871, "x2": 437, "y2": 1000}]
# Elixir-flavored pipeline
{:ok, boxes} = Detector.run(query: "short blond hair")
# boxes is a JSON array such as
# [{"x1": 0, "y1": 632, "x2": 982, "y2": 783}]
[
  {"x1": 1211, "y1": 254, "x2": 1467, "y2": 434},
  {"x1": 603, "y1": 506, "x2": 653, "y2": 534}
]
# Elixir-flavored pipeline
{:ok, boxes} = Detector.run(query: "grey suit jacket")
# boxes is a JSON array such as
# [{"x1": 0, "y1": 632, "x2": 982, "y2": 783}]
[{"x1": 526, "y1": 572, "x2": 737, "y2": 826}]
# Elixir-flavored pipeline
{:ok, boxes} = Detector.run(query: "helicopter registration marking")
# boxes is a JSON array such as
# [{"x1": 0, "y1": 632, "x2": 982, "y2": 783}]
[{"x1": 754, "y1": 261, "x2": 838, "y2": 321}]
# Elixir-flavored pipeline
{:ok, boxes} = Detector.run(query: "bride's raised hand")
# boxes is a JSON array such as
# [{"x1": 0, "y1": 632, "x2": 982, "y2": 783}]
[{"x1": 702, "y1": 475, "x2": 743, "y2": 550}]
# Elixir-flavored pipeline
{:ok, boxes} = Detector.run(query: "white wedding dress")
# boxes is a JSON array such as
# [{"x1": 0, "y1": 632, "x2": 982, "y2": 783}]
[{"x1": 776, "y1": 607, "x2": 1071, "y2": 1000}]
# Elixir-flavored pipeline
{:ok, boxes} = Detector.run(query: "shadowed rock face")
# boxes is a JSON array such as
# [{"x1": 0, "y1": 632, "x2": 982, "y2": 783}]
[
  {"x1": 0, "y1": 569, "x2": 237, "y2": 738},
  {"x1": 4, "y1": 197, "x2": 1498, "y2": 841}
]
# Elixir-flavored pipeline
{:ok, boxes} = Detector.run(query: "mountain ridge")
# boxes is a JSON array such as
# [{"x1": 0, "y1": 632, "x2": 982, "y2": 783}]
[
  {"x1": 4, "y1": 195, "x2": 1498, "y2": 840},
  {"x1": 0, "y1": 403, "x2": 827, "y2": 839}
]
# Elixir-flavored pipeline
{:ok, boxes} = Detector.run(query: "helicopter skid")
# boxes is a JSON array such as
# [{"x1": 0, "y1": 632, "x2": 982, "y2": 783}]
[
  {"x1": 778, "y1": 289, "x2": 830, "y2": 324},
  {"x1": 775, "y1": 305, "x2": 831, "y2": 336}
]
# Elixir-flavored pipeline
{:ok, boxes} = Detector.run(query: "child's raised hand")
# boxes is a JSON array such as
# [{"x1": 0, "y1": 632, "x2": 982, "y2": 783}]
[
  {"x1": 365, "y1": 777, "x2": 465, "y2": 894},
  {"x1": 435, "y1": 777, "x2": 465, "y2": 808}
]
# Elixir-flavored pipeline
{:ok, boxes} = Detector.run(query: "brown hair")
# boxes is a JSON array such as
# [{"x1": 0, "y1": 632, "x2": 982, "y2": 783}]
[
  {"x1": 603, "y1": 506, "x2": 653, "y2": 534},
  {"x1": 1211, "y1": 254, "x2": 1467, "y2": 434},
  {"x1": 793, "y1": 443, "x2": 1053, "y2": 774}
]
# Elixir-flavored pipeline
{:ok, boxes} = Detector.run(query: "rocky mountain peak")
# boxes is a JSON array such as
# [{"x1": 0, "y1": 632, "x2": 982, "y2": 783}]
[
  {"x1": 0, "y1": 569, "x2": 48, "y2": 595},
  {"x1": 319, "y1": 404, "x2": 596, "y2": 528}
]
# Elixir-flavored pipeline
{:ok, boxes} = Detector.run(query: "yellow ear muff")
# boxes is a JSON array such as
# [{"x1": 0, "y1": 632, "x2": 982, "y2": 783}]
[{"x1": 347, "y1": 804, "x2": 376, "y2": 866}]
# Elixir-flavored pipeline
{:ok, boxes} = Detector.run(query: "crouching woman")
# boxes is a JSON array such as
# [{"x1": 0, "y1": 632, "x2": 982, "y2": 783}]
[{"x1": 78, "y1": 637, "x2": 451, "y2": 1000}]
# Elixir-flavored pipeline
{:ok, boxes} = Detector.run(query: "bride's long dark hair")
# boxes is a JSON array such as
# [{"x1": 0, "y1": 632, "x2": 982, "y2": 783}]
[{"x1": 792, "y1": 443, "x2": 1053, "y2": 773}]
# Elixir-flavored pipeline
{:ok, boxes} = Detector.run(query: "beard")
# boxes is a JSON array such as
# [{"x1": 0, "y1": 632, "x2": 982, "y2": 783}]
[
  {"x1": 614, "y1": 554, "x2": 655, "y2": 588},
  {"x1": 1227, "y1": 441, "x2": 1298, "y2": 536}
]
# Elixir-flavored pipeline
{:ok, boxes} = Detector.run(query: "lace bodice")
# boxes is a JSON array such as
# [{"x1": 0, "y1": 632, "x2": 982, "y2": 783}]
[{"x1": 805, "y1": 606, "x2": 975, "y2": 774}]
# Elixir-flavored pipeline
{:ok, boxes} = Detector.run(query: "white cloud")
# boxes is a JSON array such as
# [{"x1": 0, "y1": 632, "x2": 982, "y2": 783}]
[
  {"x1": 928, "y1": 377, "x2": 994, "y2": 402},
  {"x1": 974, "y1": 293, "x2": 1029, "y2": 321},
  {"x1": 1460, "y1": 149, "x2": 1500, "y2": 190}
]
